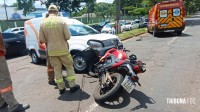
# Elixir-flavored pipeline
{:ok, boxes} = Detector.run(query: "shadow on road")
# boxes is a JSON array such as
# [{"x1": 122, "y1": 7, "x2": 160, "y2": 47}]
[
  {"x1": 98, "y1": 89, "x2": 155, "y2": 111},
  {"x1": 155, "y1": 32, "x2": 192, "y2": 38},
  {"x1": 99, "y1": 91, "x2": 131, "y2": 109},
  {"x1": 6, "y1": 54, "x2": 27, "y2": 60},
  {"x1": 130, "y1": 89, "x2": 156, "y2": 111},
  {"x1": 58, "y1": 89, "x2": 90, "y2": 101}
]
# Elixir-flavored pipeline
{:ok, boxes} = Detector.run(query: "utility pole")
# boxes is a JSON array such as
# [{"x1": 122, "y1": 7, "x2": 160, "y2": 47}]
[
  {"x1": 4, "y1": 0, "x2": 9, "y2": 28},
  {"x1": 116, "y1": 0, "x2": 121, "y2": 34}
]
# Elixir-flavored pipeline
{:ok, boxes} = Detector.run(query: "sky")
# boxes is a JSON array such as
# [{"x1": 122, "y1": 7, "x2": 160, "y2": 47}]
[{"x1": 0, "y1": 0, "x2": 114, "y2": 6}]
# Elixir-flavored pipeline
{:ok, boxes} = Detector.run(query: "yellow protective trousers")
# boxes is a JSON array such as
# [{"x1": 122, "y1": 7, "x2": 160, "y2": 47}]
[{"x1": 49, "y1": 53, "x2": 76, "y2": 90}]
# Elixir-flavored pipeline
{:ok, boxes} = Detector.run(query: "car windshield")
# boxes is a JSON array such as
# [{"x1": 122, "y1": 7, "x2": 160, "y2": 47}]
[
  {"x1": 104, "y1": 24, "x2": 111, "y2": 28},
  {"x1": 4, "y1": 29, "x2": 12, "y2": 33},
  {"x1": 69, "y1": 24, "x2": 99, "y2": 36}
]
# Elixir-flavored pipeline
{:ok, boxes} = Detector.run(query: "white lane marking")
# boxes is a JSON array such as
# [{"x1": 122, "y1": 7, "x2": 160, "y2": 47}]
[
  {"x1": 167, "y1": 36, "x2": 178, "y2": 45},
  {"x1": 167, "y1": 26, "x2": 190, "y2": 45},
  {"x1": 85, "y1": 102, "x2": 99, "y2": 112}
]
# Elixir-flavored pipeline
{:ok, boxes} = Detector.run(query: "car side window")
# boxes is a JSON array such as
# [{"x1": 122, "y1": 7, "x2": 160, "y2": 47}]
[
  {"x1": 12, "y1": 29, "x2": 19, "y2": 32},
  {"x1": 20, "y1": 28, "x2": 24, "y2": 30}
]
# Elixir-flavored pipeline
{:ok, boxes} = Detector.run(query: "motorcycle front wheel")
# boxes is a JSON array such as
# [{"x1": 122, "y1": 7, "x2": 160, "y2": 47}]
[{"x1": 93, "y1": 73, "x2": 124, "y2": 103}]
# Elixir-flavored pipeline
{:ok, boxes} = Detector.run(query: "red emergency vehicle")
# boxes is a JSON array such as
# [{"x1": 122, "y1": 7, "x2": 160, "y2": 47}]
[{"x1": 148, "y1": 0, "x2": 186, "y2": 36}]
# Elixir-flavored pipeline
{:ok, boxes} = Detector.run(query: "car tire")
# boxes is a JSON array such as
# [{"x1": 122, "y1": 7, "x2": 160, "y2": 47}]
[
  {"x1": 73, "y1": 54, "x2": 88, "y2": 73},
  {"x1": 153, "y1": 31, "x2": 158, "y2": 37},
  {"x1": 177, "y1": 30, "x2": 182, "y2": 36},
  {"x1": 31, "y1": 50, "x2": 41, "y2": 64},
  {"x1": 18, "y1": 46, "x2": 27, "y2": 56}
]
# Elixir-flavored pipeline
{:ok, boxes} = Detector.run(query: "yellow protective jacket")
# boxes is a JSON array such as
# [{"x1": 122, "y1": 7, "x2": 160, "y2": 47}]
[
  {"x1": 0, "y1": 32, "x2": 6, "y2": 56},
  {"x1": 39, "y1": 14, "x2": 71, "y2": 56}
]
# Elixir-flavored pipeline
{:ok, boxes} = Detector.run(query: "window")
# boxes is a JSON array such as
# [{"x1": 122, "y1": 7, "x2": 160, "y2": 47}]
[
  {"x1": 69, "y1": 24, "x2": 99, "y2": 36},
  {"x1": 12, "y1": 29, "x2": 19, "y2": 32},
  {"x1": 20, "y1": 28, "x2": 24, "y2": 30},
  {"x1": 160, "y1": 10, "x2": 168, "y2": 18},
  {"x1": 173, "y1": 8, "x2": 180, "y2": 17}
]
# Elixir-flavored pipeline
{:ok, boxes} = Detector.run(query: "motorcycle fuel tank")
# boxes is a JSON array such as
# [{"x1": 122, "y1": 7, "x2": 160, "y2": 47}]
[{"x1": 112, "y1": 50, "x2": 128, "y2": 60}]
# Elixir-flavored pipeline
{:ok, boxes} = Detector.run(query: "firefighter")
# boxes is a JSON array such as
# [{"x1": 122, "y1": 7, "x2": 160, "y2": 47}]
[
  {"x1": 39, "y1": 5, "x2": 80, "y2": 94},
  {"x1": 0, "y1": 32, "x2": 30, "y2": 111}
]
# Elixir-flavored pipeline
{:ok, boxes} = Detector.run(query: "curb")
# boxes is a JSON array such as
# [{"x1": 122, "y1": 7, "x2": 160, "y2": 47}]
[{"x1": 121, "y1": 32, "x2": 147, "y2": 41}]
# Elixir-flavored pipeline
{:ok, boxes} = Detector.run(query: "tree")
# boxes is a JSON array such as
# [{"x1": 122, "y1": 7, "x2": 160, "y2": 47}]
[
  {"x1": 17, "y1": 0, "x2": 34, "y2": 16},
  {"x1": 94, "y1": 2, "x2": 115, "y2": 18},
  {"x1": 11, "y1": 3, "x2": 18, "y2": 7},
  {"x1": 43, "y1": 0, "x2": 88, "y2": 13}
]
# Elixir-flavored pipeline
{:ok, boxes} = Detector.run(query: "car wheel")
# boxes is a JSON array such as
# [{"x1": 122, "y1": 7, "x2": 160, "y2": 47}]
[
  {"x1": 176, "y1": 30, "x2": 182, "y2": 36},
  {"x1": 73, "y1": 54, "x2": 88, "y2": 73},
  {"x1": 18, "y1": 46, "x2": 27, "y2": 56},
  {"x1": 31, "y1": 50, "x2": 41, "y2": 64}
]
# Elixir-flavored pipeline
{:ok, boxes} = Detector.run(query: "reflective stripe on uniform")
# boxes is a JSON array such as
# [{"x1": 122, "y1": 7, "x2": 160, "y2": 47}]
[
  {"x1": 67, "y1": 76, "x2": 75, "y2": 81},
  {"x1": 55, "y1": 78, "x2": 64, "y2": 84},
  {"x1": 47, "y1": 68, "x2": 54, "y2": 72},
  {"x1": 0, "y1": 86, "x2": 13, "y2": 94},
  {"x1": 48, "y1": 50, "x2": 67, "y2": 56}
]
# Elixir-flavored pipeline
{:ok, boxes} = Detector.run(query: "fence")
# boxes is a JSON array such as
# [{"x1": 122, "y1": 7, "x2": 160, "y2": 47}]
[
  {"x1": 0, "y1": 15, "x2": 138, "y2": 32},
  {"x1": 0, "y1": 19, "x2": 28, "y2": 32},
  {"x1": 73, "y1": 16, "x2": 138, "y2": 24}
]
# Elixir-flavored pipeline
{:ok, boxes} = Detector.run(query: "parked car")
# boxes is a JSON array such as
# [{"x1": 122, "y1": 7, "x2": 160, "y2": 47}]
[
  {"x1": 101, "y1": 23, "x2": 113, "y2": 34},
  {"x1": 123, "y1": 21, "x2": 138, "y2": 30},
  {"x1": 2, "y1": 33, "x2": 26, "y2": 56},
  {"x1": 143, "y1": 18, "x2": 148, "y2": 27},
  {"x1": 3, "y1": 27, "x2": 24, "y2": 34},
  {"x1": 123, "y1": 21, "x2": 132, "y2": 31},
  {"x1": 133, "y1": 19, "x2": 144, "y2": 28}
]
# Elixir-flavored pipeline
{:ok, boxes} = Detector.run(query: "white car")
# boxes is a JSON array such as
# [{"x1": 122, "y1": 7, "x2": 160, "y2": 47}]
[
  {"x1": 101, "y1": 23, "x2": 124, "y2": 34},
  {"x1": 3, "y1": 27, "x2": 24, "y2": 33},
  {"x1": 101, "y1": 24, "x2": 113, "y2": 34},
  {"x1": 25, "y1": 17, "x2": 121, "y2": 72},
  {"x1": 123, "y1": 21, "x2": 138, "y2": 30}
]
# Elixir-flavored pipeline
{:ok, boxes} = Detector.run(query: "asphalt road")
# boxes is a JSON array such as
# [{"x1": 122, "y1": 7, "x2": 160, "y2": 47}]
[{"x1": 1, "y1": 16, "x2": 200, "y2": 112}]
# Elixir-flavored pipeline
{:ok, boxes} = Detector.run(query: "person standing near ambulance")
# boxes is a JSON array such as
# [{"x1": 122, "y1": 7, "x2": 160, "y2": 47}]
[
  {"x1": 39, "y1": 5, "x2": 80, "y2": 94},
  {"x1": 0, "y1": 32, "x2": 30, "y2": 112}
]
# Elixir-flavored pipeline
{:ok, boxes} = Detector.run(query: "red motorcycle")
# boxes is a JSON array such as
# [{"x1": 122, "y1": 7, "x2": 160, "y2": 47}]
[{"x1": 87, "y1": 39, "x2": 146, "y2": 103}]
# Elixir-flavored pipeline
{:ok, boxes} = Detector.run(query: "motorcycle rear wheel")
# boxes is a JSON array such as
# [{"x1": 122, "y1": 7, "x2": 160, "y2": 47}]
[{"x1": 93, "y1": 73, "x2": 124, "y2": 104}]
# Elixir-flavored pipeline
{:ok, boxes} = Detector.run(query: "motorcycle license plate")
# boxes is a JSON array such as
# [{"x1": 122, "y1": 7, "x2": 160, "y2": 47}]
[{"x1": 121, "y1": 76, "x2": 136, "y2": 93}]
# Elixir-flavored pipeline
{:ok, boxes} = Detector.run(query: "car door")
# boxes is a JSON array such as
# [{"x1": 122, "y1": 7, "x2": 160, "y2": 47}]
[{"x1": 2, "y1": 33, "x2": 20, "y2": 56}]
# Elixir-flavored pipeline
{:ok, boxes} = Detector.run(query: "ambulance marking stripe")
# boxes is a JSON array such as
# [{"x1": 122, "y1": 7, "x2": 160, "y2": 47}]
[
  {"x1": 176, "y1": 17, "x2": 182, "y2": 22},
  {"x1": 174, "y1": 18, "x2": 182, "y2": 26},
  {"x1": 174, "y1": 21, "x2": 181, "y2": 27},
  {"x1": 26, "y1": 20, "x2": 46, "y2": 50}
]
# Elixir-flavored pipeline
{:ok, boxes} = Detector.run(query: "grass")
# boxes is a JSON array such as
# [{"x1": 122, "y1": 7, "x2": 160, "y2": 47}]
[{"x1": 117, "y1": 28, "x2": 147, "y2": 41}]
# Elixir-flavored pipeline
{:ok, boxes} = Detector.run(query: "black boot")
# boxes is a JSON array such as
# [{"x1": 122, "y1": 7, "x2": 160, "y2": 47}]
[
  {"x1": 11, "y1": 104, "x2": 30, "y2": 112},
  {"x1": 48, "y1": 81, "x2": 57, "y2": 86},
  {"x1": 0, "y1": 102, "x2": 8, "y2": 109},
  {"x1": 59, "y1": 89, "x2": 66, "y2": 95},
  {"x1": 70, "y1": 85, "x2": 80, "y2": 93}
]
